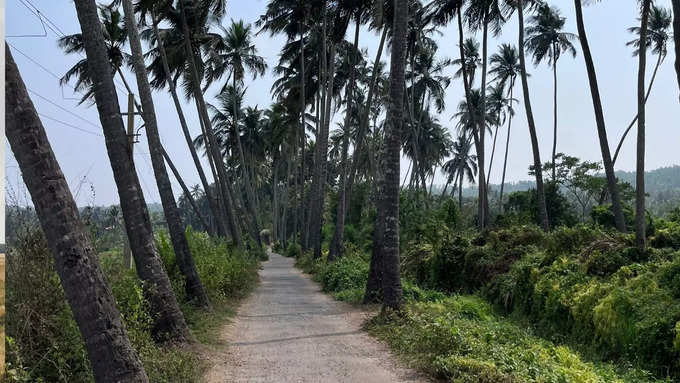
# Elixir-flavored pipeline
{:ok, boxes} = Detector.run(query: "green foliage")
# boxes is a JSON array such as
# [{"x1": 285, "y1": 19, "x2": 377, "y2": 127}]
[
  {"x1": 285, "y1": 242, "x2": 301, "y2": 258},
  {"x1": 651, "y1": 220, "x2": 680, "y2": 250},
  {"x1": 367, "y1": 296, "x2": 663, "y2": 383},
  {"x1": 502, "y1": 183, "x2": 578, "y2": 228},
  {"x1": 5, "y1": 226, "x2": 260, "y2": 382}
]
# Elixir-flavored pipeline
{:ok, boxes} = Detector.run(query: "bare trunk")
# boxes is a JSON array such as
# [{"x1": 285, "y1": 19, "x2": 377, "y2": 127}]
[
  {"x1": 151, "y1": 12, "x2": 223, "y2": 237},
  {"x1": 673, "y1": 0, "x2": 680, "y2": 99},
  {"x1": 329, "y1": 17, "x2": 360, "y2": 261},
  {"x1": 479, "y1": 15, "x2": 489, "y2": 228},
  {"x1": 123, "y1": 0, "x2": 210, "y2": 308},
  {"x1": 486, "y1": 124, "x2": 499, "y2": 187},
  {"x1": 179, "y1": 0, "x2": 242, "y2": 245},
  {"x1": 6, "y1": 46, "x2": 150, "y2": 383},
  {"x1": 72, "y1": 0, "x2": 191, "y2": 342},
  {"x1": 613, "y1": 52, "x2": 663, "y2": 165},
  {"x1": 636, "y1": 0, "x2": 651, "y2": 251},
  {"x1": 499, "y1": 81, "x2": 514, "y2": 213},
  {"x1": 162, "y1": 147, "x2": 209, "y2": 231},
  {"x1": 574, "y1": 0, "x2": 626, "y2": 232},
  {"x1": 380, "y1": 0, "x2": 407, "y2": 310},
  {"x1": 518, "y1": 0, "x2": 550, "y2": 232},
  {"x1": 552, "y1": 54, "x2": 558, "y2": 181}
]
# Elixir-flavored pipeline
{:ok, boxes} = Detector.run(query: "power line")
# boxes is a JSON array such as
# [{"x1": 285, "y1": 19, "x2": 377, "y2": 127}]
[
  {"x1": 37, "y1": 112, "x2": 103, "y2": 137},
  {"x1": 27, "y1": 87, "x2": 102, "y2": 129},
  {"x1": 7, "y1": 1, "x2": 47, "y2": 38}
]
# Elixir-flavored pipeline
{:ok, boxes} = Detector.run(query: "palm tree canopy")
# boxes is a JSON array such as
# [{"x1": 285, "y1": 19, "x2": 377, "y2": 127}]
[
  {"x1": 489, "y1": 43, "x2": 521, "y2": 89},
  {"x1": 525, "y1": 3, "x2": 577, "y2": 66},
  {"x1": 627, "y1": 4, "x2": 673, "y2": 57}
]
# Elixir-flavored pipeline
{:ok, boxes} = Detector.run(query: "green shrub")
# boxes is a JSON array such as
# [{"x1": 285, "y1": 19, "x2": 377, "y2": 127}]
[
  {"x1": 285, "y1": 242, "x2": 301, "y2": 258},
  {"x1": 319, "y1": 255, "x2": 369, "y2": 293},
  {"x1": 651, "y1": 221, "x2": 680, "y2": 250}
]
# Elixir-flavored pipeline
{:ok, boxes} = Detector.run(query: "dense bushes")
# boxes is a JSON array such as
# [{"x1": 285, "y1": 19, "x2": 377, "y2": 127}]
[
  {"x1": 367, "y1": 296, "x2": 666, "y2": 383},
  {"x1": 5, "y1": 226, "x2": 259, "y2": 382}
]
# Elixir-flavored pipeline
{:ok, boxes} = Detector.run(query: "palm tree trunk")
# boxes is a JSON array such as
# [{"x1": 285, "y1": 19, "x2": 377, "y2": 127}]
[
  {"x1": 178, "y1": 0, "x2": 242, "y2": 245},
  {"x1": 499, "y1": 82, "x2": 514, "y2": 214},
  {"x1": 486, "y1": 124, "x2": 499, "y2": 187},
  {"x1": 151, "y1": 12, "x2": 223, "y2": 238},
  {"x1": 123, "y1": 0, "x2": 210, "y2": 308},
  {"x1": 299, "y1": 19, "x2": 308, "y2": 251},
  {"x1": 379, "y1": 0, "x2": 407, "y2": 310},
  {"x1": 613, "y1": 52, "x2": 663, "y2": 165},
  {"x1": 518, "y1": 0, "x2": 550, "y2": 232},
  {"x1": 574, "y1": 0, "x2": 626, "y2": 232},
  {"x1": 72, "y1": 0, "x2": 191, "y2": 343},
  {"x1": 479, "y1": 13, "x2": 490, "y2": 228},
  {"x1": 329, "y1": 18, "x2": 361, "y2": 262},
  {"x1": 6, "y1": 46, "x2": 150, "y2": 383},
  {"x1": 459, "y1": 169, "x2": 464, "y2": 209},
  {"x1": 457, "y1": 7, "x2": 482, "y2": 227},
  {"x1": 552, "y1": 53, "x2": 558, "y2": 181},
  {"x1": 673, "y1": 0, "x2": 680, "y2": 98},
  {"x1": 364, "y1": 154, "x2": 385, "y2": 304},
  {"x1": 162, "y1": 147, "x2": 209, "y2": 231},
  {"x1": 636, "y1": 0, "x2": 651, "y2": 251},
  {"x1": 272, "y1": 150, "x2": 280, "y2": 244}
]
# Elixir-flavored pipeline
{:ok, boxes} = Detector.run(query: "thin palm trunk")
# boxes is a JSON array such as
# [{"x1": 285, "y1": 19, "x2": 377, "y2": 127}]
[
  {"x1": 552, "y1": 53, "x2": 558, "y2": 181},
  {"x1": 330, "y1": 18, "x2": 361, "y2": 261},
  {"x1": 299, "y1": 19, "x2": 308, "y2": 250},
  {"x1": 6, "y1": 46, "x2": 149, "y2": 383},
  {"x1": 574, "y1": 0, "x2": 626, "y2": 232},
  {"x1": 232, "y1": 75, "x2": 262, "y2": 244},
  {"x1": 72, "y1": 0, "x2": 191, "y2": 342},
  {"x1": 178, "y1": 0, "x2": 242, "y2": 245},
  {"x1": 459, "y1": 169, "x2": 464, "y2": 209},
  {"x1": 613, "y1": 52, "x2": 664, "y2": 165},
  {"x1": 486, "y1": 124, "x2": 499, "y2": 187},
  {"x1": 673, "y1": 0, "x2": 680, "y2": 98},
  {"x1": 479, "y1": 13, "x2": 490, "y2": 228},
  {"x1": 123, "y1": 0, "x2": 210, "y2": 308},
  {"x1": 272, "y1": 150, "x2": 280, "y2": 243},
  {"x1": 499, "y1": 81, "x2": 514, "y2": 213},
  {"x1": 518, "y1": 0, "x2": 550, "y2": 232},
  {"x1": 380, "y1": 0, "x2": 407, "y2": 310},
  {"x1": 151, "y1": 12, "x2": 223, "y2": 237},
  {"x1": 162, "y1": 147, "x2": 209, "y2": 231},
  {"x1": 636, "y1": 0, "x2": 651, "y2": 251}
]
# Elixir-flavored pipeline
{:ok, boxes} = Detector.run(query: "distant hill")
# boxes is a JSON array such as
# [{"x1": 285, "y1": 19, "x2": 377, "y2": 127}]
[{"x1": 433, "y1": 165, "x2": 680, "y2": 216}]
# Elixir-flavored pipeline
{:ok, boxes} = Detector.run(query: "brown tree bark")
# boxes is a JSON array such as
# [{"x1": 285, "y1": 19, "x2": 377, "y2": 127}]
[
  {"x1": 6, "y1": 45, "x2": 149, "y2": 383},
  {"x1": 72, "y1": 0, "x2": 191, "y2": 343},
  {"x1": 379, "y1": 0, "x2": 408, "y2": 310},
  {"x1": 122, "y1": 0, "x2": 210, "y2": 308}
]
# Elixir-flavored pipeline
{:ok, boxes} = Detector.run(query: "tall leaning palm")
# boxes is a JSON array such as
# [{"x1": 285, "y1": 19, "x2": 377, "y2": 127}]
[
  {"x1": 206, "y1": 19, "x2": 268, "y2": 241},
  {"x1": 636, "y1": 0, "x2": 652, "y2": 251},
  {"x1": 613, "y1": 4, "x2": 672, "y2": 164},
  {"x1": 121, "y1": 0, "x2": 210, "y2": 308},
  {"x1": 513, "y1": 0, "x2": 550, "y2": 231},
  {"x1": 71, "y1": 0, "x2": 191, "y2": 343},
  {"x1": 525, "y1": 3, "x2": 577, "y2": 182},
  {"x1": 489, "y1": 43, "x2": 520, "y2": 212},
  {"x1": 573, "y1": 0, "x2": 626, "y2": 232}
]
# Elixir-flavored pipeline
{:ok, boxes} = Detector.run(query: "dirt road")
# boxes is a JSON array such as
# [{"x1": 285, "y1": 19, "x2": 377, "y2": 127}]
[{"x1": 204, "y1": 252, "x2": 428, "y2": 383}]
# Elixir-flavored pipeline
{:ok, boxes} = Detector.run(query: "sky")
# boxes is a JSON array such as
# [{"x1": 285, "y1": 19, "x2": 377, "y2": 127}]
[{"x1": 5, "y1": 0, "x2": 680, "y2": 207}]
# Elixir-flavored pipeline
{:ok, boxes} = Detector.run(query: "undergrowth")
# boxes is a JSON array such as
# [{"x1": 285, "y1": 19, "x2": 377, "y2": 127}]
[{"x1": 4, "y1": 226, "x2": 260, "y2": 382}]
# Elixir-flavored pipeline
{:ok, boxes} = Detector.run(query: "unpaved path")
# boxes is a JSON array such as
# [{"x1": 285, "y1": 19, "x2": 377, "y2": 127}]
[{"x1": 204, "y1": 252, "x2": 429, "y2": 383}]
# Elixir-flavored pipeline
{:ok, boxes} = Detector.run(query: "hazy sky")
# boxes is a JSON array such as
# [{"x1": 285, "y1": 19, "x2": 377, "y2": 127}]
[{"x1": 5, "y1": 0, "x2": 680, "y2": 206}]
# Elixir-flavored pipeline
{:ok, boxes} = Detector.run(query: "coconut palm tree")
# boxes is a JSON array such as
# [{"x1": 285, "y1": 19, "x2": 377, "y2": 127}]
[
  {"x1": 71, "y1": 0, "x2": 191, "y2": 344},
  {"x1": 121, "y1": 0, "x2": 210, "y2": 308},
  {"x1": 510, "y1": 0, "x2": 550, "y2": 231},
  {"x1": 58, "y1": 4, "x2": 130, "y2": 104},
  {"x1": 452, "y1": 37, "x2": 481, "y2": 85},
  {"x1": 485, "y1": 82, "x2": 513, "y2": 188},
  {"x1": 371, "y1": 0, "x2": 407, "y2": 310},
  {"x1": 636, "y1": 0, "x2": 652, "y2": 251},
  {"x1": 443, "y1": 134, "x2": 478, "y2": 209},
  {"x1": 6, "y1": 45, "x2": 149, "y2": 383},
  {"x1": 573, "y1": 0, "x2": 626, "y2": 232},
  {"x1": 205, "y1": 19, "x2": 268, "y2": 242},
  {"x1": 613, "y1": 4, "x2": 673, "y2": 164},
  {"x1": 525, "y1": 3, "x2": 577, "y2": 182},
  {"x1": 489, "y1": 43, "x2": 520, "y2": 212}
]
